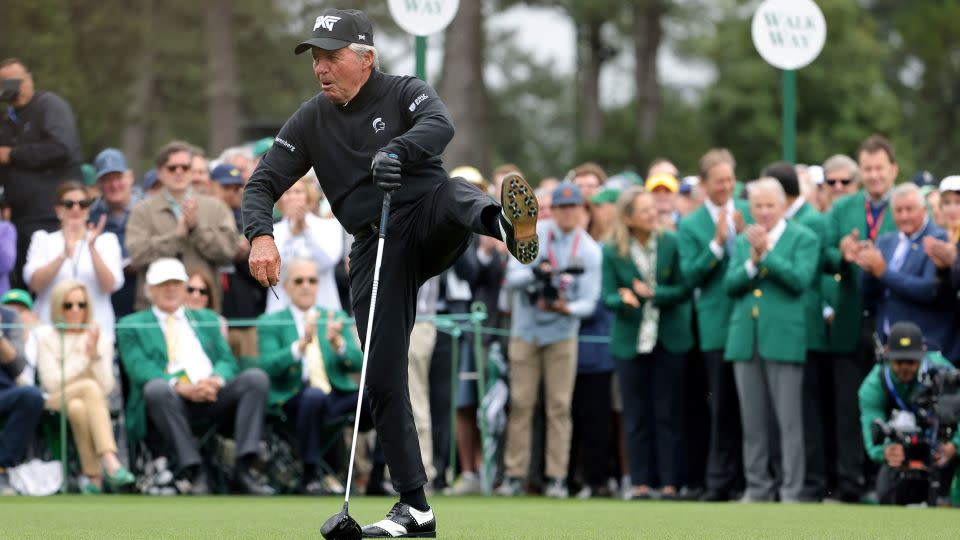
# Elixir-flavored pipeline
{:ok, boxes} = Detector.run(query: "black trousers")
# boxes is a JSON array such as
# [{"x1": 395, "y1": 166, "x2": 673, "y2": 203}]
[
  {"x1": 802, "y1": 350, "x2": 830, "y2": 500},
  {"x1": 618, "y1": 347, "x2": 686, "y2": 487},
  {"x1": 568, "y1": 371, "x2": 612, "y2": 489},
  {"x1": 702, "y1": 349, "x2": 743, "y2": 492},
  {"x1": 349, "y1": 178, "x2": 497, "y2": 493}
]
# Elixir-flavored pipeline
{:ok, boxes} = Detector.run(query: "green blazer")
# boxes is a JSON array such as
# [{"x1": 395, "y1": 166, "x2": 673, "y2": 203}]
[
  {"x1": 117, "y1": 308, "x2": 239, "y2": 445},
  {"x1": 824, "y1": 191, "x2": 897, "y2": 353},
  {"x1": 601, "y1": 231, "x2": 694, "y2": 359},
  {"x1": 723, "y1": 222, "x2": 819, "y2": 363},
  {"x1": 790, "y1": 202, "x2": 828, "y2": 352},
  {"x1": 677, "y1": 199, "x2": 752, "y2": 351},
  {"x1": 256, "y1": 308, "x2": 362, "y2": 407}
]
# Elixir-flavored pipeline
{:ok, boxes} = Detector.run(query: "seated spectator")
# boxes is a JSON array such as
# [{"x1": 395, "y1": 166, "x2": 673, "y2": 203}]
[
  {"x1": 268, "y1": 176, "x2": 343, "y2": 313},
  {"x1": 256, "y1": 258, "x2": 364, "y2": 495},
  {"x1": 858, "y1": 183, "x2": 957, "y2": 358},
  {"x1": 859, "y1": 321, "x2": 959, "y2": 505},
  {"x1": 602, "y1": 188, "x2": 693, "y2": 500},
  {"x1": 125, "y1": 141, "x2": 238, "y2": 311},
  {"x1": 23, "y1": 181, "x2": 124, "y2": 342},
  {"x1": 88, "y1": 148, "x2": 142, "y2": 320},
  {"x1": 117, "y1": 258, "x2": 273, "y2": 495},
  {"x1": 0, "y1": 289, "x2": 38, "y2": 386},
  {"x1": 35, "y1": 279, "x2": 134, "y2": 493},
  {"x1": 184, "y1": 267, "x2": 227, "y2": 339},
  {"x1": 0, "y1": 304, "x2": 44, "y2": 495},
  {"x1": 0, "y1": 211, "x2": 15, "y2": 297},
  {"x1": 724, "y1": 178, "x2": 819, "y2": 503}
]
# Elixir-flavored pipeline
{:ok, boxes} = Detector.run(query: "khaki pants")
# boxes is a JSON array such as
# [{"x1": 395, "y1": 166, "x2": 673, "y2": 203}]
[
  {"x1": 228, "y1": 327, "x2": 259, "y2": 360},
  {"x1": 407, "y1": 321, "x2": 438, "y2": 482},
  {"x1": 45, "y1": 379, "x2": 118, "y2": 477},
  {"x1": 504, "y1": 337, "x2": 577, "y2": 479}
]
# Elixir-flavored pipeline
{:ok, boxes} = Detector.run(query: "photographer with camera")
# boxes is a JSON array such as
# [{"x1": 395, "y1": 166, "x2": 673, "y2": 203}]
[
  {"x1": 858, "y1": 321, "x2": 960, "y2": 505},
  {"x1": 497, "y1": 182, "x2": 602, "y2": 498},
  {"x1": 0, "y1": 58, "x2": 83, "y2": 290}
]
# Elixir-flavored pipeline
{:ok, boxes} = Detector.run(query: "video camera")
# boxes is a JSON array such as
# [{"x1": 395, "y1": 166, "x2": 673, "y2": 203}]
[
  {"x1": 526, "y1": 262, "x2": 584, "y2": 305},
  {"x1": 871, "y1": 365, "x2": 960, "y2": 504},
  {"x1": 0, "y1": 79, "x2": 21, "y2": 103}
]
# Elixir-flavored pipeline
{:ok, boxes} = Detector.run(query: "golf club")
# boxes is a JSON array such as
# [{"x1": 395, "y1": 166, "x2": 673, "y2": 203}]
[{"x1": 321, "y1": 181, "x2": 397, "y2": 540}]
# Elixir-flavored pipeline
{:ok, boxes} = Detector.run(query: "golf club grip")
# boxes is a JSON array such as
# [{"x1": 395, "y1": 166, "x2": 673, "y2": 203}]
[{"x1": 344, "y1": 224, "x2": 388, "y2": 504}]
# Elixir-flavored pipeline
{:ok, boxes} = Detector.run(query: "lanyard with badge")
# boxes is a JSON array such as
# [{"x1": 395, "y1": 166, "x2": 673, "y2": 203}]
[{"x1": 864, "y1": 199, "x2": 886, "y2": 241}]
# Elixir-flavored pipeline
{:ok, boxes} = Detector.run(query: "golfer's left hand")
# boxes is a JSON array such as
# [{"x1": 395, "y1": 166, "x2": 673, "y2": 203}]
[
  {"x1": 372, "y1": 151, "x2": 401, "y2": 191},
  {"x1": 249, "y1": 235, "x2": 281, "y2": 287}
]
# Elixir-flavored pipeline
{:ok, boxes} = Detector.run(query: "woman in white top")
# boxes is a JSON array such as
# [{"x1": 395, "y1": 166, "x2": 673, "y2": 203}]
[
  {"x1": 24, "y1": 181, "x2": 124, "y2": 342},
  {"x1": 268, "y1": 176, "x2": 344, "y2": 313},
  {"x1": 36, "y1": 279, "x2": 134, "y2": 492}
]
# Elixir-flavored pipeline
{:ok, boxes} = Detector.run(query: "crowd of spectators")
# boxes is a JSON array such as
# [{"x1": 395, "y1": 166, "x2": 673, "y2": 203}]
[{"x1": 0, "y1": 56, "x2": 958, "y2": 506}]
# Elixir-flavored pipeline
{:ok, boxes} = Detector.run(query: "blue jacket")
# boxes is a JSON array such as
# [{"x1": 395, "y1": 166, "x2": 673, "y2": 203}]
[
  {"x1": 863, "y1": 221, "x2": 958, "y2": 358},
  {"x1": 576, "y1": 303, "x2": 614, "y2": 374}
]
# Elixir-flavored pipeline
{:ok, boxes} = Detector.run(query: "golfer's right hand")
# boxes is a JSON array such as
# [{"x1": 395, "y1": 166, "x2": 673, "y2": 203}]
[
  {"x1": 249, "y1": 235, "x2": 281, "y2": 287},
  {"x1": 372, "y1": 150, "x2": 401, "y2": 192}
]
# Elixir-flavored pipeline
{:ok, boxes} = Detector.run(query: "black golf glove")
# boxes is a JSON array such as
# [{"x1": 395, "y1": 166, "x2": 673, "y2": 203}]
[{"x1": 372, "y1": 151, "x2": 401, "y2": 192}]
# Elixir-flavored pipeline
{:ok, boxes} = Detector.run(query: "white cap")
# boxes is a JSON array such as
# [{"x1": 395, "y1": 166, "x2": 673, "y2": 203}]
[
  {"x1": 808, "y1": 165, "x2": 824, "y2": 186},
  {"x1": 940, "y1": 176, "x2": 960, "y2": 193},
  {"x1": 145, "y1": 258, "x2": 188, "y2": 286}
]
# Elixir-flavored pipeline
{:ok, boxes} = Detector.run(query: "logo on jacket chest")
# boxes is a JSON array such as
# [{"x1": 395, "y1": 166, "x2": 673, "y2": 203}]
[{"x1": 372, "y1": 117, "x2": 386, "y2": 133}]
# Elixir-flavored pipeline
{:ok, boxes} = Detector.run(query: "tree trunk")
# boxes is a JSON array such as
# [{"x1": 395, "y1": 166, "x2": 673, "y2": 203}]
[
  {"x1": 206, "y1": 0, "x2": 239, "y2": 155},
  {"x1": 634, "y1": 2, "x2": 664, "y2": 146},
  {"x1": 438, "y1": 0, "x2": 489, "y2": 175},
  {"x1": 579, "y1": 19, "x2": 604, "y2": 141},
  {"x1": 122, "y1": 0, "x2": 155, "y2": 168}
]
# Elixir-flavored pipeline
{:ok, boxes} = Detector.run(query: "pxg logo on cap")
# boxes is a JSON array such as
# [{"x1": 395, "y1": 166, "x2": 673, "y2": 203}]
[{"x1": 296, "y1": 9, "x2": 375, "y2": 54}]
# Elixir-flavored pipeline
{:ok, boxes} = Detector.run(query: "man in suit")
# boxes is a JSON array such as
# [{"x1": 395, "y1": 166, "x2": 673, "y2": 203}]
[
  {"x1": 257, "y1": 257, "x2": 364, "y2": 495},
  {"x1": 763, "y1": 162, "x2": 831, "y2": 500},
  {"x1": 724, "y1": 178, "x2": 819, "y2": 503},
  {"x1": 677, "y1": 148, "x2": 750, "y2": 501},
  {"x1": 117, "y1": 257, "x2": 273, "y2": 495},
  {"x1": 858, "y1": 183, "x2": 956, "y2": 357},
  {"x1": 823, "y1": 135, "x2": 899, "y2": 501}
]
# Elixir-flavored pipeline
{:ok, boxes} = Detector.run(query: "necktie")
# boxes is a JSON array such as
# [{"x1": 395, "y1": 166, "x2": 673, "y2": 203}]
[
  {"x1": 165, "y1": 314, "x2": 179, "y2": 373},
  {"x1": 305, "y1": 314, "x2": 333, "y2": 394},
  {"x1": 724, "y1": 215, "x2": 736, "y2": 254},
  {"x1": 889, "y1": 236, "x2": 910, "y2": 273}
]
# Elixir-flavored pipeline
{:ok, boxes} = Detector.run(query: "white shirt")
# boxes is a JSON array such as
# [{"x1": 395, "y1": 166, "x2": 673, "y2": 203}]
[
  {"x1": 268, "y1": 213, "x2": 344, "y2": 313},
  {"x1": 785, "y1": 197, "x2": 806, "y2": 219},
  {"x1": 23, "y1": 230, "x2": 125, "y2": 341},
  {"x1": 152, "y1": 306, "x2": 214, "y2": 384},
  {"x1": 745, "y1": 219, "x2": 787, "y2": 278},
  {"x1": 704, "y1": 198, "x2": 736, "y2": 260},
  {"x1": 289, "y1": 305, "x2": 310, "y2": 381}
]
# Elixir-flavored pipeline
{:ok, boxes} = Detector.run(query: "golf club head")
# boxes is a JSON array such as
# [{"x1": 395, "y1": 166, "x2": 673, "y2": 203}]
[{"x1": 320, "y1": 503, "x2": 362, "y2": 540}]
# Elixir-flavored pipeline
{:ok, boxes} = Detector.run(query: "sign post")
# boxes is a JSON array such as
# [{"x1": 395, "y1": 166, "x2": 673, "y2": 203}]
[
  {"x1": 388, "y1": 0, "x2": 460, "y2": 82},
  {"x1": 751, "y1": 0, "x2": 826, "y2": 163}
]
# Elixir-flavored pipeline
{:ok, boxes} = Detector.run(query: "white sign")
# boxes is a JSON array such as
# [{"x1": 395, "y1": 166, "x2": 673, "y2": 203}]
[
  {"x1": 751, "y1": 0, "x2": 826, "y2": 71},
  {"x1": 388, "y1": 0, "x2": 460, "y2": 37}
]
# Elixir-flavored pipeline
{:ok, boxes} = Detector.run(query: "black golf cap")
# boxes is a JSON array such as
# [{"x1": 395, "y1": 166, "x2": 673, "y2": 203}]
[
  {"x1": 295, "y1": 9, "x2": 374, "y2": 54},
  {"x1": 886, "y1": 321, "x2": 925, "y2": 361}
]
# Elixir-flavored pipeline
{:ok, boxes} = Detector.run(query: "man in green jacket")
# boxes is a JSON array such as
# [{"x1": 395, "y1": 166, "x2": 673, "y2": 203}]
[
  {"x1": 824, "y1": 136, "x2": 900, "y2": 500},
  {"x1": 117, "y1": 258, "x2": 273, "y2": 495},
  {"x1": 677, "y1": 148, "x2": 750, "y2": 501},
  {"x1": 256, "y1": 258, "x2": 365, "y2": 495},
  {"x1": 858, "y1": 321, "x2": 959, "y2": 505}
]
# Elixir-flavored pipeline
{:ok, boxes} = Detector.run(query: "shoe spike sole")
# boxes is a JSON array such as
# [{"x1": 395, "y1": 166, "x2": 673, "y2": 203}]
[{"x1": 502, "y1": 173, "x2": 539, "y2": 264}]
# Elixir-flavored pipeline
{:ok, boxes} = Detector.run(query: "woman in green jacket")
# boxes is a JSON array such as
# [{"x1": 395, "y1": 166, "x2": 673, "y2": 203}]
[{"x1": 602, "y1": 188, "x2": 693, "y2": 499}]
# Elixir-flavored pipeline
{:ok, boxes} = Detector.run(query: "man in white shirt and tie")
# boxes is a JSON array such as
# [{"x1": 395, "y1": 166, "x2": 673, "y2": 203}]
[{"x1": 118, "y1": 258, "x2": 273, "y2": 495}]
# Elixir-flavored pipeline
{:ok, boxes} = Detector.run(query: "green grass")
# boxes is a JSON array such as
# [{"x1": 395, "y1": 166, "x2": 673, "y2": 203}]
[{"x1": 1, "y1": 495, "x2": 958, "y2": 539}]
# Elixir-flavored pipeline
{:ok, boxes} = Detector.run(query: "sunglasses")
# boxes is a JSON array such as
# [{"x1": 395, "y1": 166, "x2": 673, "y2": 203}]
[
  {"x1": 62, "y1": 301, "x2": 88, "y2": 311},
  {"x1": 164, "y1": 163, "x2": 191, "y2": 173},
  {"x1": 187, "y1": 286, "x2": 210, "y2": 296},
  {"x1": 60, "y1": 199, "x2": 92, "y2": 210},
  {"x1": 825, "y1": 178, "x2": 854, "y2": 187},
  {"x1": 292, "y1": 276, "x2": 318, "y2": 286}
]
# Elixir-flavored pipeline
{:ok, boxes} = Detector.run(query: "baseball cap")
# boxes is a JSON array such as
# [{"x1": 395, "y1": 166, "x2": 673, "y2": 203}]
[
  {"x1": 1, "y1": 288, "x2": 33, "y2": 310},
  {"x1": 253, "y1": 137, "x2": 274, "y2": 158},
  {"x1": 142, "y1": 169, "x2": 158, "y2": 191},
  {"x1": 211, "y1": 164, "x2": 243, "y2": 186},
  {"x1": 590, "y1": 187, "x2": 620, "y2": 205},
  {"x1": 886, "y1": 321, "x2": 925, "y2": 361},
  {"x1": 679, "y1": 175, "x2": 698, "y2": 195},
  {"x1": 808, "y1": 165, "x2": 824, "y2": 186},
  {"x1": 939, "y1": 175, "x2": 960, "y2": 193},
  {"x1": 912, "y1": 170, "x2": 936, "y2": 188},
  {"x1": 295, "y1": 9, "x2": 375, "y2": 54},
  {"x1": 645, "y1": 173, "x2": 679, "y2": 193},
  {"x1": 94, "y1": 148, "x2": 128, "y2": 181},
  {"x1": 552, "y1": 183, "x2": 584, "y2": 206},
  {"x1": 146, "y1": 258, "x2": 189, "y2": 286}
]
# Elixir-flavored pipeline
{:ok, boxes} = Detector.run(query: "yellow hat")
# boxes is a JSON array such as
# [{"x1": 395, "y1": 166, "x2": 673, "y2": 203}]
[
  {"x1": 450, "y1": 166, "x2": 486, "y2": 188},
  {"x1": 645, "y1": 173, "x2": 679, "y2": 193}
]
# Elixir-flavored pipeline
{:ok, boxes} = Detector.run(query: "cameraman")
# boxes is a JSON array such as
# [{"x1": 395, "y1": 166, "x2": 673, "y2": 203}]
[
  {"x1": 498, "y1": 182, "x2": 601, "y2": 498},
  {"x1": 0, "y1": 58, "x2": 82, "y2": 289},
  {"x1": 858, "y1": 321, "x2": 960, "y2": 505}
]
